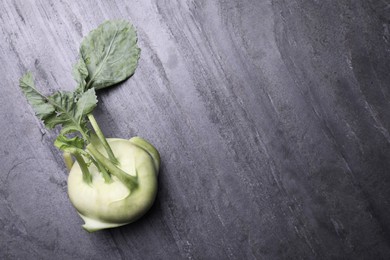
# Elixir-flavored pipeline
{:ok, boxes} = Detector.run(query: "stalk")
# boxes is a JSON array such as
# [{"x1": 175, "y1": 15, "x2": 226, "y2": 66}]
[
  {"x1": 73, "y1": 153, "x2": 92, "y2": 184},
  {"x1": 87, "y1": 145, "x2": 138, "y2": 190},
  {"x1": 89, "y1": 156, "x2": 112, "y2": 183},
  {"x1": 63, "y1": 152, "x2": 74, "y2": 172},
  {"x1": 87, "y1": 114, "x2": 118, "y2": 164}
]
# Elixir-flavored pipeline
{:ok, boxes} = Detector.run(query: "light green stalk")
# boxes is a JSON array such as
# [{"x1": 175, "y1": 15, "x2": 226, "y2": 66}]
[
  {"x1": 87, "y1": 145, "x2": 138, "y2": 191},
  {"x1": 88, "y1": 114, "x2": 119, "y2": 165},
  {"x1": 73, "y1": 153, "x2": 92, "y2": 184},
  {"x1": 63, "y1": 152, "x2": 74, "y2": 171}
]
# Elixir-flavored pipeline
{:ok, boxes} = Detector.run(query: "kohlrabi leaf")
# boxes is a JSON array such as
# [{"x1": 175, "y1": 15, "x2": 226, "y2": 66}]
[
  {"x1": 45, "y1": 91, "x2": 79, "y2": 130},
  {"x1": 80, "y1": 20, "x2": 140, "y2": 90},
  {"x1": 75, "y1": 88, "x2": 98, "y2": 121},
  {"x1": 73, "y1": 58, "x2": 89, "y2": 94},
  {"x1": 19, "y1": 74, "x2": 97, "y2": 135},
  {"x1": 46, "y1": 88, "x2": 98, "y2": 134},
  {"x1": 54, "y1": 134, "x2": 85, "y2": 153},
  {"x1": 19, "y1": 72, "x2": 55, "y2": 121}
]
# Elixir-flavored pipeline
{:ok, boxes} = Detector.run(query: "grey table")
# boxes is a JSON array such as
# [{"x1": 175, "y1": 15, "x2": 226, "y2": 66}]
[{"x1": 1, "y1": 0, "x2": 390, "y2": 259}]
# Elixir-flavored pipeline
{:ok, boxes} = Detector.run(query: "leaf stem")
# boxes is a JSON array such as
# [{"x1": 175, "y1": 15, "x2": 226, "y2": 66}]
[
  {"x1": 73, "y1": 153, "x2": 92, "y2": 184},
  {"x1": 88, "y1": 156, "x2": 112, "y2": 183},
  {"x1": 63, "y1": 152, "x2": 74, "y2": 172},
  {"x1": 87, "y1": 145, "x2": 138, "y2": 190},
  {"x1": 87, "y1": 114, "x2": 118, "y2": 164}
]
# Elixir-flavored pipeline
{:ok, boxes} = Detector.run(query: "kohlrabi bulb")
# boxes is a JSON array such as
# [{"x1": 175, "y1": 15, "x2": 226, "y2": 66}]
[{"x1": 67, "y1": 137, "x2": 160, "y2": 232}]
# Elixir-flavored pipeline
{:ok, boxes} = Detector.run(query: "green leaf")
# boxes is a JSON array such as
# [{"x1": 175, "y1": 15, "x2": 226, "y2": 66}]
[
  {"x1": 75, "y1": 88, "x2": 98, "y2": 120},
  {"x1": 46, "y1": 88, "x2": 97, "y2": 133},
  {"x1": 73, "y1": 58, "x2": 89, "y2": 94},
  {"x1": 45, "y1": 91, "x2": 77, "y2": 130},
  {"x1": 80, "y1": 20, "x2": 140, "y2": 90},
  {"x1": 54, "y1": 134, "x2": 85, "y2": 153},
  {"x1": 19, "y1": 72, "x2": 55, "y2": 121},
  {"x1": 19, "y1": 73, "x2": 97, "y2": 135}
]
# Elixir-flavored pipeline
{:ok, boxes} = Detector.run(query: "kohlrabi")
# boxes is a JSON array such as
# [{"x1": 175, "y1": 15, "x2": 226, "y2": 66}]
[{"x1": 19, "y1": 20, "x2": 160, "y2": 232}]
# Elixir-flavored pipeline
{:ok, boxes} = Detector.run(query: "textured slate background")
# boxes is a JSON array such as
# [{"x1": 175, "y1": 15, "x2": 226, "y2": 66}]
[{"x1": 1, "y1": 0, "x2": 390, "y2": 259}]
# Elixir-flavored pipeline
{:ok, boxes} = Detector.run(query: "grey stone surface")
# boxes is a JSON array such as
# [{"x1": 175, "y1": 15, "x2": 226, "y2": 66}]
[{"x1": 1, "y1": 0, "x2": 390, "y2": 259}]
